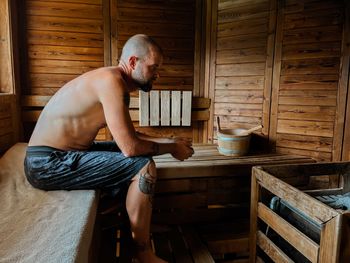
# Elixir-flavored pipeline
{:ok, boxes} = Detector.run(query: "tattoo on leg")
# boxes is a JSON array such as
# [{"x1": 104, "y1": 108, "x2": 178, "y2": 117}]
[{"x1": 138, "y1": 173, "x2": 156, "y2": 195}]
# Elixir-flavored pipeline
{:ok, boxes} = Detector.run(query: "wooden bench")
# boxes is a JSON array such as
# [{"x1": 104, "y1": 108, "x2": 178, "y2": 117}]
[
  {"x1": 0, "y1": 143, "x2": 98, "y2": 263},
  {"x1": 110, "y1": 144, "x2": 315, "y2": 263}
]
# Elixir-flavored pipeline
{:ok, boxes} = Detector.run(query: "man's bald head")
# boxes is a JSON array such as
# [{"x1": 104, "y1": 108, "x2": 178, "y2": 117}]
[{"x1": 120, "y1": 34, "x2": 163, "y2": 63}]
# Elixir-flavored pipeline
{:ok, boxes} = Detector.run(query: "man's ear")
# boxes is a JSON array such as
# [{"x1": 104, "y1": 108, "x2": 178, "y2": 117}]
[{"x1": 129, "y1": 56, "x2": 137, "y2": 70}]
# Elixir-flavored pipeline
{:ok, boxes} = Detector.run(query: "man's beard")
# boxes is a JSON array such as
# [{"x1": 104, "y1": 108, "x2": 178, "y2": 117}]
[
  {"x1": 132, "y1": 69, "x2": 153, "y2": 92},
  {"x1": 138, "y1": 81, "x2": 153, "y2": 92}
]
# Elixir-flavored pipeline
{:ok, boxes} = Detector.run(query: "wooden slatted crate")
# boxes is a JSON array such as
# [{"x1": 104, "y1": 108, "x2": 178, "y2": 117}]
[{"x1": 250, "y1": 162, "x2": 350, "y2": 263}]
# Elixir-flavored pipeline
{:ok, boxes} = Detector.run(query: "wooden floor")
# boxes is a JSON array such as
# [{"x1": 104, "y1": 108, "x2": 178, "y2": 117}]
[{"x1": 98, "y1": 222, "x2": 249, "y2": 263}]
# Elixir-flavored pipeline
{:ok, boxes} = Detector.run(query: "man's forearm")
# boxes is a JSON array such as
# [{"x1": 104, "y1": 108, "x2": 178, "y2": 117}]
[{"x1": 136, "y1": 132, "x2": 174, "y2": 143}]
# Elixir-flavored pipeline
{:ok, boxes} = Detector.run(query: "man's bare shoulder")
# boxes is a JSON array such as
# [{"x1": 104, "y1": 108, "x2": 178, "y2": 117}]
[
  {"x1": 93, "y1": 67, "x2": 126, "y2": 90},
  {"x1": 90, "y1": 67, "x2": 130, "y2": 105}
]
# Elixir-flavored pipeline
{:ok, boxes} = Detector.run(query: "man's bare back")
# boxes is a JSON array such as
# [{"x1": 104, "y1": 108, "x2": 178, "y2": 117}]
[{"x1": 29, "y1": 67, "x2": 124, "y2": 151}]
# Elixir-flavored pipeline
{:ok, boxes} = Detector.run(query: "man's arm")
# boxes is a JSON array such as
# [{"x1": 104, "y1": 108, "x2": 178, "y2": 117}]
[
  {"x1": 136, "y1": 132, "x2": 173, "y2": 143},
  {"x1": 97, "y1": 74, "x2": 193, "y2": 160}
]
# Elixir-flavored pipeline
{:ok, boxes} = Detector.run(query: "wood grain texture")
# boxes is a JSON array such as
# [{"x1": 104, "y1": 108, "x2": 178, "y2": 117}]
[
  {"x1": 338, "y1": 1, "x2": 350, "y2": 161},
  {"x1": 270, "y1": 0, "x2": 345, "y2": 161},
  {"x1": 212, "y1": 0, "x2": 271, "y2": 144},
  {"x1": 258, "y1": 202, "x2": 319, "y2": 262}
]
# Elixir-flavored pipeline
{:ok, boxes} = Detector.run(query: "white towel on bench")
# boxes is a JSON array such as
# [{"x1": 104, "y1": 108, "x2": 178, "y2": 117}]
[{"x1": 0, "y1": 143, "x2": 98, "y2": 263}]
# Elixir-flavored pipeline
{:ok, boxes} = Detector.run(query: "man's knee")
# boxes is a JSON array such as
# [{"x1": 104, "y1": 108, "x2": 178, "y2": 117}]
[{"x1": 138, "y1": 160, "x2": 157, "y2": 195}]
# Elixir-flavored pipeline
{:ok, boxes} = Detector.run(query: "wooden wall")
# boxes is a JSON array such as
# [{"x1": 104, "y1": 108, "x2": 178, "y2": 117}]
[
  {"x1": 0, "y1": 0, "x2": 21, "y2": 153},
  {"x1": 269, "y1": 0, "x2": 346, "y2": 162},
  {"x1": 20, "y1": 0, "x2": 106, "y2": 140},
  {"x1": 208, "y1": 0, "x2": 350, "y2": 162},
  {"x1": 210, "y1": 0, "x2": 275, "y2": 140}
]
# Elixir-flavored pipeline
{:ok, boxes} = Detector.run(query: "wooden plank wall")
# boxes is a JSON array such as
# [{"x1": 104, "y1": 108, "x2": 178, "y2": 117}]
[
  {"x1": 0, "y1": 0, "x2": 21, "y2": 153},
  {"x1": 269, "y1": 0, "x2": 346, "y2": 161},
  {"x1": 210, "y1": 0, "x2": 276, "y2": 142},
  {"x1": 0, "y1": 96, "x2": 17, "y2": 152},
  {"x1": 209, "y1": 0, "x2": 349, "y2": 162},
  {"x1": 341, "y1": 2, "x2": 350, "y2": 161},
  {"x1": 111, "y1": 0, "x2": 197, "y2": 140},
  {"x1": 21, "y1": 0, "x2": 106, "y2": 140}
]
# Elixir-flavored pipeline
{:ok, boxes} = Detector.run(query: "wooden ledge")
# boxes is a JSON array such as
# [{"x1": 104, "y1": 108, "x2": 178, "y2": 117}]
[
  {"x1": 154, "y1": 144, "x2": 315, "y2": 179},
  {"x1": 21, "y1": 95, "x2": 211, "y2": 122}
]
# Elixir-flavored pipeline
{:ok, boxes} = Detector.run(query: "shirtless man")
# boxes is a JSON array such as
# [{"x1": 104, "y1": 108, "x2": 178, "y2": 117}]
[{"x1": 24, "y1": 34, "x2": 194, "y2": 263}]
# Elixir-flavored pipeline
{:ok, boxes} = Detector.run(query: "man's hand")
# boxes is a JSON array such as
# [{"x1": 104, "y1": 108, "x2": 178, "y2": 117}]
[{"x1": 171, "y1": 137, "x2": 194, "y2": 161}]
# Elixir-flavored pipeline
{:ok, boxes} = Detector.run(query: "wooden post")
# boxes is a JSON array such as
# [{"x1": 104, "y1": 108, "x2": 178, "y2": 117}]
[
  {"x1": 262, "y1": 0, "x2": 277, "y2": 140},
  {"x1": 319, "y1": 215, "x2": 342, "y2": 263},
  {"x1": 206, "y1": 0, "x2": 217, "y2": 143},
  {"x1": 340, "y1": 2, "x2": 350, "y2": 161},
  {"x1": 268, "y1": 0, "x2": 284, "y2": 150},
  {"x1": 249, "y1": 167, "x2": 260, "y2": 263}
]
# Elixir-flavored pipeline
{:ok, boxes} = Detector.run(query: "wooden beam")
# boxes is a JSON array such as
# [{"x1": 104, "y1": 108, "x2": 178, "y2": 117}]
[
  {"x1": 319, "y1": 215, "x2": 342, "y2": 263},
  {"x1": 262, "y1": 0, "x2": 277, "y2": 138},
  {"x1": 109, "y1": 0, "x2": 118, "y2": 66},
  {"x1": 181, "y1": 226, "x2": 215, "y2": 263},
  {"x1": 268, "y1": 0, "x2": 284, "y2": 150},
  {"x1": 341, "y1": 2, "x2": 350, "y2": 161},
  {"x1": 206, "y1": 0, "x2": 217, "y2": 144},
  {"x1": 103, "y1": 0, "x2": 111, "y2": 66},
  {"x1": 253, "y1": 167, "x2": 338, "y2": 224},
  {"x1": 22, "y1": 109, "x2": 210, "y2": 123},
  {"x1": 21, "y1": 95, "x2": 210, "y2": 109},
  {"x1": 258, "y1": 202, "x2": 319, "y2": 263},
  {"x1": 256, "y1": 231, "x2": 293, "y2": 263},
  {"x1": 249, "y1": 169, "x2": 259, "y2": 263}
]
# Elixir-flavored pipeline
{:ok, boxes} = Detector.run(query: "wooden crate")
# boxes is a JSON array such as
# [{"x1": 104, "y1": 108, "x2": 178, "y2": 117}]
[{"x1": 250, "y1": 162, "x2": 350, "y2": 263}]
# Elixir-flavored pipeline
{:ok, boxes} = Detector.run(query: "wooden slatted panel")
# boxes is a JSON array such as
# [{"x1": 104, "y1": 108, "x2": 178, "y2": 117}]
[
  {"x1": 270, "y1": 0, "x2": 345, "y2": 161},
  {"x1": 160, "y1": 91, "x2": 170, "y2": 126},
  {"x1": 22, "y1": 0, "x2": 105, "y2": 139},
  {"x1": 257, "y1": 202, "x2": 319, "y2": 262},
  {"x1": 182, "y1": 91, "x2": 192, "y2": 126},
  {"x1": 150, "y1": 91, "x2": 160, "y2": 126},
  {"x1": 139, "y1": 91, "x2": 149, "y2": 126},
  {"x1": 171, "y1": 91, "x2": 181, "y2": 126},
  {"x1": 254, "y1": 167, "x2": 338, "y2": 224},
  {"x1": 256, "y1": 231, "x2": 294, "y2": 263},
  {"x1": 212, "y1": 0, "x2": 275, "y2": 139},
  {"x1": 140, "y1": 91, "x2": 192, "y2": 126},
  {"x1": 115, "y1": 0, "x2": 196, "y2": 139}
]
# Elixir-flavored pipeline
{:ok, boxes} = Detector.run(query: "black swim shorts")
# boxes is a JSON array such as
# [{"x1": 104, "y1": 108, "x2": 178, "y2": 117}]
[{"x1": 24, "y1": 141, "x2": 152, "y2": 194}]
